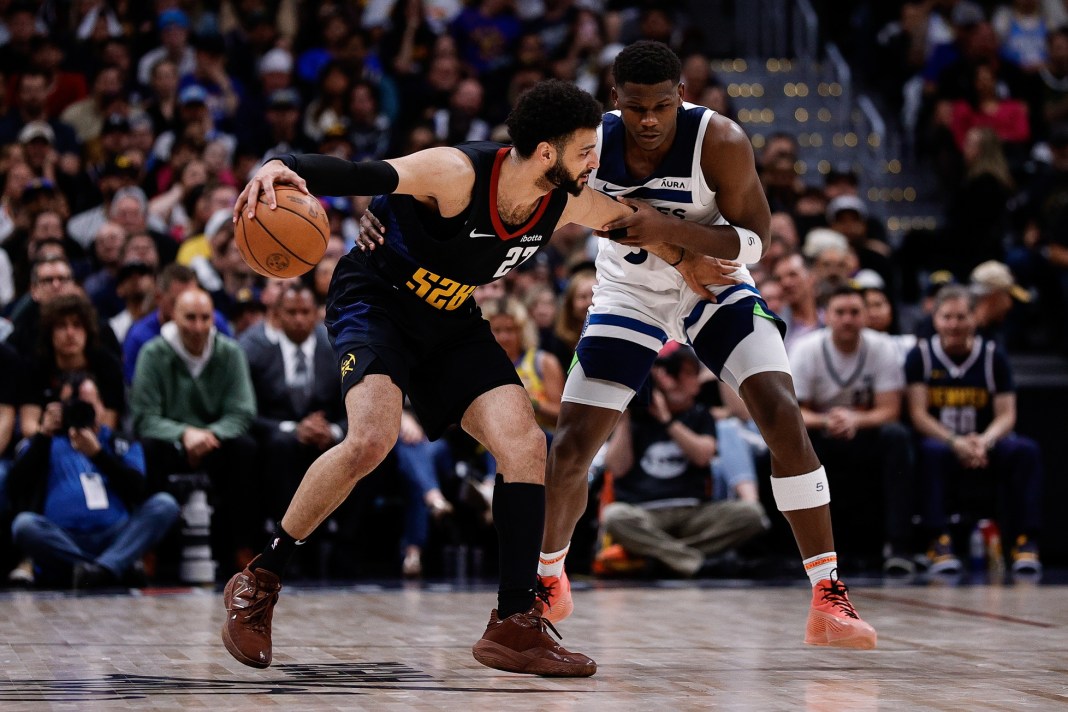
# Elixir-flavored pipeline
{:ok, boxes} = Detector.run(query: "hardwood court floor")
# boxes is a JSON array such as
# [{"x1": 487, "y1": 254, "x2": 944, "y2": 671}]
[{"x1": 0, "y1": 577, "x2": 1065, "y2": 711}]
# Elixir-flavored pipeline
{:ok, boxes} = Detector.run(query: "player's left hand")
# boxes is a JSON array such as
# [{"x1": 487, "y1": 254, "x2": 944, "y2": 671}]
[
  {"x1": 357, "y1": 209, "x2": 386, "y2": 251},
  {"x1": 675, "y1": 253, "x2": 742, "y2": 301},
  {"x1": 595, "y1": 197, "x2": 669, "y2": 247}
]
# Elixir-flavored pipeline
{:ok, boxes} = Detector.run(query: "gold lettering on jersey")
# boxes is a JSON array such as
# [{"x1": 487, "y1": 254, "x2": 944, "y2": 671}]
[
  {"x1": 405, "y1": 267, "x2": 477, "y2": 311},
  {"x1": 928, "y1": 386, "x2": 990, "y2": 409}
]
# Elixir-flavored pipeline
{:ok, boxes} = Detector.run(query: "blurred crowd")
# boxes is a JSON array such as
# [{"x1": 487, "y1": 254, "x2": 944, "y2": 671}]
[{"x1": 0, "y1": 0, "x2": 1057, "y2": 588}]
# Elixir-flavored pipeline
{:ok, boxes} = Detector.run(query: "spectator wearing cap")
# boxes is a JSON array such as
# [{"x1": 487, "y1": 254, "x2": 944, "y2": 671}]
[
  {"x1": 253, "y1": 88, "x2": 313, "y2": 166},
  {"x1": 108, "y1": 260, "x2": 156, "y2": 345},
  {"x1": 826, "y1": 194, "x2": 896, "y2": 294},
  {"x1": 178, "y1": 32, "x2": 243, "y2": 125},
  {"x1": 970, "y1": 260, "x2": 1031, "y2": 346},
  {"x1": 0, "y1": 69, "x2": 81, "y2": 173},
  {"x1": 59, "y1": 65, "x2": 126, "y2": 145},
  {"x1": 136, "y1": 8, "x2": 196, "y2": 88},
  {"x1": 17, "y1": 122, "x2": 79, "y2": 210},
  {"x1": 66, "y1": 154, "x2": 142, "y2": 248},
  {"x1": 232, "y1": 47, "x2": 295, "y2": 151}
]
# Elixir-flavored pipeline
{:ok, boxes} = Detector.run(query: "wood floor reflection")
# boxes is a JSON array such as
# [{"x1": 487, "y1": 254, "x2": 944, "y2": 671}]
[{"x1": 0, "y1": 578, "x2": 1065, "y2": 710}]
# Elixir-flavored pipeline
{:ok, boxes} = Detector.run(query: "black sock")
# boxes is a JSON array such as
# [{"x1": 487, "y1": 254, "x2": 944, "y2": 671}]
[
  {"x1": 492, "y1": 474, "x2": 545, "y2": 618},
  {"x1": 253, "y1": 527, "x2": 302, "y2": 578}
]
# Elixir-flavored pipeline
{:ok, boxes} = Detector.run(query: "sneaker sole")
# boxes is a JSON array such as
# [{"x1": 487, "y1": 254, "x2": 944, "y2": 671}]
[
  {"x1": 221, "y1": 621, "x2": 271, "y2": 669},
  {"x1": 471, "y1": 640, "x2": 596, "y2": 677},
  {"x1": 804, "y1": 612, "x2": 877, "y2": 650}
]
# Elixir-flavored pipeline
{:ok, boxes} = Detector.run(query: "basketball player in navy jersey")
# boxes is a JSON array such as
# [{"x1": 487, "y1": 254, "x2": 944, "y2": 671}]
[
  {"x1": 531, "y1": 42, "x2": 877, "y2": 649},
  {"x1": 220, "y1": 79, "x2": 737, "y2": 677}
]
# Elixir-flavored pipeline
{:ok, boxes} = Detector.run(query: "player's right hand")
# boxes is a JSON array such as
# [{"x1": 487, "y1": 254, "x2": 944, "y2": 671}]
[
  {"x1": 357, "y1": 208, "x2": 387, "y2": 251},
  {"x1": 234, "y1": 159, "x2": 309, "y2": 224}
]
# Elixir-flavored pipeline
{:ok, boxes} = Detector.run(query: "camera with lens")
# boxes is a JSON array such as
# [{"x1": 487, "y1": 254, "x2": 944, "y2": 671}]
[{"x1": 61, "y1": 397, "x2": 96, "y2": 430}]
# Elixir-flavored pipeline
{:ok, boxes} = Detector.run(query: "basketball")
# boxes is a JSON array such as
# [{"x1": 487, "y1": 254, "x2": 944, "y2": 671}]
[{"x1": 235, "y1": 185, "x2": 330, "y2": 278}]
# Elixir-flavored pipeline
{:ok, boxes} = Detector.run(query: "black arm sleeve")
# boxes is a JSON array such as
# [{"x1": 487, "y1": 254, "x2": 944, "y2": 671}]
[{"x1": 273, "y1": 154, "x2": 400, "y2": 197}]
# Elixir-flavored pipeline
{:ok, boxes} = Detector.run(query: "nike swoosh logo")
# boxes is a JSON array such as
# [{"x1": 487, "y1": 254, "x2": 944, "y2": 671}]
[
  {"x1": 470, "y1": 229, "x2": 495, "y2": 239},
  {"x1": 602, "y1": 185, "x2": 627, "y2": 194}
]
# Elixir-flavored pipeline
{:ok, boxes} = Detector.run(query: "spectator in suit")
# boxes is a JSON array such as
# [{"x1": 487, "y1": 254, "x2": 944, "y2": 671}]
[
  {"x1": 130, "y1": 288, "x2": 257, "y2": 570},
  {"x1": 7, "y1": 374, "x2": 179, "y2": 588},
  {"x1": 905, "y1": 285, "x2": 1043, "y2": 576},
  {"x1": 239, "y1": 283, "x2": 345, "y2": 520}
]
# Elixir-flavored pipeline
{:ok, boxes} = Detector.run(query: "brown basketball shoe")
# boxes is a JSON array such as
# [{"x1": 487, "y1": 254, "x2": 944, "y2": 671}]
[
  {"x1": 221, "y1": 563, "x2": 281, "y2": 668},
  {"x1": 471, "y1": 608, "x2": 597, "y2": 677}
]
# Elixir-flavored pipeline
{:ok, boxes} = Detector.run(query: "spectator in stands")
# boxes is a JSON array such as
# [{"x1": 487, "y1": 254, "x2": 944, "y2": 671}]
[
  {"x1": 945, "y1": 127, "x2": 1015, "y2": 277},
  {"x1": 348, "y1": 79, "x2": 393, "y2": 161},
  {"x1": 481, "y1": 296, "x2": 564, "y2": 435},
  {"x1": 969, "y1": 259, "x2": 1032, "y2": 347},
  {"x1": 433, "y1": 77, "x2": 491, "y2": 144},
  {"x1": 7, "y1": 374, "x2": 179, "y2": 588},
  {"x1": 239, "y1": 283, "x2": 344, "y2": 523},
  {"x1": 19, "y1": 292, "x2": 124, "y2": 440},
  {"x1": 600, "y1": 344, "x2": 767, "y2": 577},
  {"x1": 180, "y1": 32, "x2": 242, "y2": 126},
  {"x1": 130, "y1": 288, "x2": 257, "y2": 570},
  {"x1": 5, "y1": 255, "x2": 77, "y2": 360},
  {"x1": 550, "y1": 267, "x2": 595, "y2": 374},
  {"x1": 302, "y1": 60, "x2": 353, "y2": 144},
  {"x1": 67, "y1": 154, "x2": 142, "y2": 247},
  {"x1": 992, "y1": 0, "x2": 1049, "y2": 72},
  {"x1": 18, "y1": 121, "x2": 79, "y2": 210},
  {"x1": 0, "y1": 340, "x2": 18, "y2": 461},
  {"x1": 862, "y1": 285, "x2": 916, "y2": 364},
  {"x1": 142, "y1": 58, "x2": 181, "y2": 138},
  {"x1": 83, "y1": 221, "x2": 127, "y2": 318},
  {"x1": 108, "y1": 260, "x2": 155, "y2": 344},
  {"x1": 790, "y1": 286, "x2": 915, "y2": 573},
  {"x1": 905, "y1": 285, "x2": 1043, "y2": 576},
  {"x1": 1039, "y1": 27, "x2": 1068, "y2": 129},
  {"x1": 122, "y1": 263, "x2": 231, "y2": 383},
  {"x1": 188, "y1": 208, "x2": 255, "y2": 320},
  {"x1": 0, "y1": 69, "x2": 81, "y2": 169},
  {"x1": 136, "y1": 9, "x2": 196, "y2": 88},
  {"x1": 59, "y1": 64, "x2": 126, "y2": 145},
  {"x1": 174, "y1": 183, "x2": 239, "y2": 265},
  {"x1": 773, "y1": 253, "x2": 821, "y2": 354},
  {"x1": 826, "y1": 195, "x2": 895, "y2": 292}
]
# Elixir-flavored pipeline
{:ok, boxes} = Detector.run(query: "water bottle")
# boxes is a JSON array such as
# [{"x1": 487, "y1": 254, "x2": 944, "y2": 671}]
[{"x1": 969, "y1": 524, "x2": 986, "y2": 572}]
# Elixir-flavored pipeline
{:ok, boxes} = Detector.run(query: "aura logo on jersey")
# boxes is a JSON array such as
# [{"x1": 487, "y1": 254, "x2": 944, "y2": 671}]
[{"x1": 405, "y1": 268, "x2": 477, "y2": 310}]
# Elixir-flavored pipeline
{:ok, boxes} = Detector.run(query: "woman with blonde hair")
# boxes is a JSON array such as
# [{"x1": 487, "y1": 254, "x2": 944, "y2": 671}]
[
  {"x1": 551, "y1": 268, "x2": 596, "y2": 372},
  {"x1": 482, "y1": 297, "x2": 564, "y2": 435}
]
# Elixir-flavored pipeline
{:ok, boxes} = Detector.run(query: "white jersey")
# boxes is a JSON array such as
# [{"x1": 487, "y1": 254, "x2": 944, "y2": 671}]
[
  {"x1": 790, "y1": 328, "x2": 906, "y2": 411},
  {"x1": 588, "y1": 103, "x2": 753, "y2": 308}
]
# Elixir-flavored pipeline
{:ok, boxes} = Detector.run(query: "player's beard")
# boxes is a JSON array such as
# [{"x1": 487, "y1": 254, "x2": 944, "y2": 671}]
[{"x1": 543, "y1": 156, "x2": 589, "y2": 197}]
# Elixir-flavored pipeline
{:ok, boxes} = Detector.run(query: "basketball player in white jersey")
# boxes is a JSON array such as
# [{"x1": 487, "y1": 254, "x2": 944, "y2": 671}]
[{"x1": 536, "y1": 41, "x2": 877, "y2": 649}]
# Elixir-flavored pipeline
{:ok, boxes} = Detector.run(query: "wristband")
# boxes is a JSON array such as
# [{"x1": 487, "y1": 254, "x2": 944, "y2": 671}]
[{"x1": 734, "y1": 226, "x2": 763, "y2": 263}]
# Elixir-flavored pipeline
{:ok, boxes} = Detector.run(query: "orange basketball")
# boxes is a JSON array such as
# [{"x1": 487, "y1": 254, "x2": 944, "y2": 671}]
[{"x1": 235, "y1": 185, "x2": 330, "y2": 278}]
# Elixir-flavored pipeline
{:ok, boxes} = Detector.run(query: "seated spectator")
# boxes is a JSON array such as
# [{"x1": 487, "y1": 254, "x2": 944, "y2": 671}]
[
  {"x1": 83, "y1": 221, "x2": 127, "y2": 319},
  {"x1": 790, "y1": 286, "x2": 915, "y2": 573},
  {"x1": 7, "y1": 375, "x2": 179, "y2": 588},
  {"x1": 947, "y1": 62, "x2": 1031, "y2": 152},
  {"x1": 108, "y1": 261, "x2": 156, "y2": 345},
  {"x1": 188, "y1": 209, "x2": 256, "y2": 320},
  {"x1": 969, "y1": 260, "x2": 1031, "y2": 347},
  {"x1": 239, "y1": 284, "x2": 344, "y2": 526},
  {"x1": 905, "y1": 286, "x2": 1043, "y2": 576},
  {"x1": 131, "y1": 289, "x2": 257, "y2": 571},
  {"x1": 600, "y1": 345, "x2": 767, "y2": 577},
  {"x1": 825, "y1": 195, "x2": 895, "y2": 292},
  {"x1": 481, "y1": 296, "x2": 564, "y2": 435},
  {"x1": 5, "y1": 255, "x2": 78, "y2": 360},
  {"x1": 773, "y1": 253, "x2": 822, "y2": 354},
  {"x1": 862, "y1": 285, "x2": 916, "y2": 365},
  {"x1": 122, "y1": 263, "x2": 231, "y2": 383},
  {"x1": 19, "y1": 293, "x2": 124, "y2": 440}
]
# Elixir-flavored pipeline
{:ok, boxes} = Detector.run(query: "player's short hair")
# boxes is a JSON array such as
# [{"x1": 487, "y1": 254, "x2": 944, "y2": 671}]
[
  {"x1": 506, "y1": 79, "x2": 602, "y2": 158},
  {"x1": 613, "y1": 40, "x2": 682, "y2": 88}
]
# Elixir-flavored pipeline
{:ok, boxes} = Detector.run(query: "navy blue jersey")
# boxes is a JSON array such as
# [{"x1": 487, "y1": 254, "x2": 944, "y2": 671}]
[
  {"x1": 366, "y1": 142, "x2": 569, "y2": 312},
  {"x1": 904, "y1": 336, "x2": 1013, "y2": 435}
]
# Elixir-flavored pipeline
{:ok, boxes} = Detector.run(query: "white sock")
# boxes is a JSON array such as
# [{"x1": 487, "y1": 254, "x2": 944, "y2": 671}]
[
  {"x1": 537, "y1": 544, "x2": 570, "y2": 577},
  {"x1": 803, "y1": 551, "x2": 838, "y2": 587}
]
